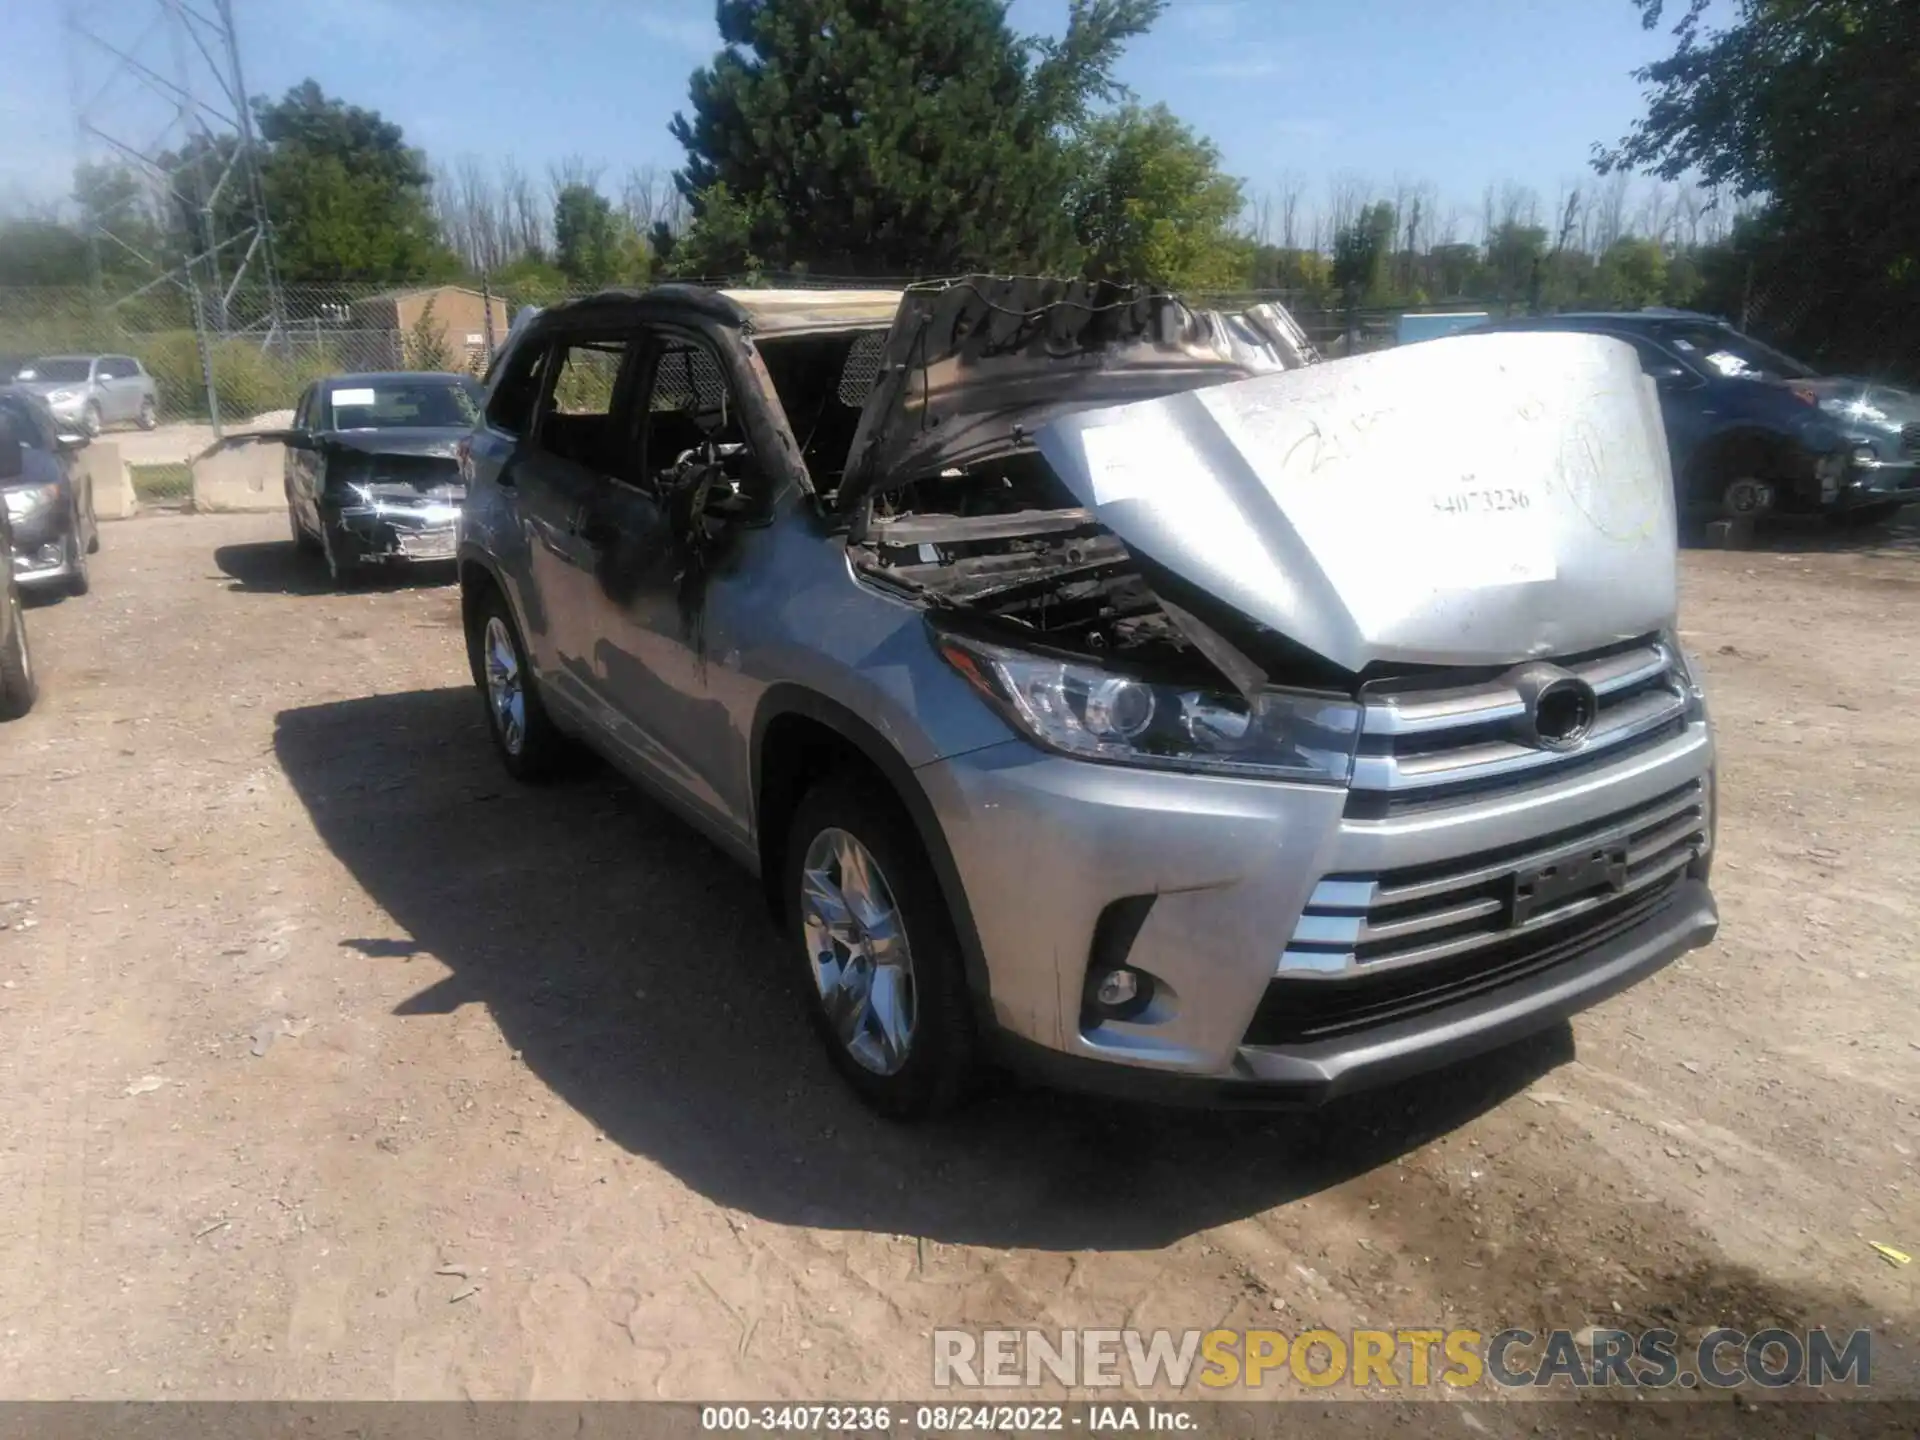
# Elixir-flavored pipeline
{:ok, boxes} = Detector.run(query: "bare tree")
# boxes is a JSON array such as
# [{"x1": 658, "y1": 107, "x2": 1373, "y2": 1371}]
[
  {"x1": 1326, "y1": 171, "x2": 1368, "y2": 242},
  {"x1": 1274, "y1": 169, "x2": 1305, "y2": 250},
  {"x1": 1592, "y1": 170, "x2": 1631, "y2": 253},
  {"x1": 501, "y1": 159, "x2": 548, "y2": 259}
]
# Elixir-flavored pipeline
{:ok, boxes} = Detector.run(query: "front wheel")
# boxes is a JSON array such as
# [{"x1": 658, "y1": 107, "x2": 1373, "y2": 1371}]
[
  {"x1": 0, "y1": 587, "x2": 35, "y2": 721},
  {"x1": 81, "y1": 401, "x2": 102, "y2": 438},
  {"x1": 63, "y1": 531, "x2": 90, "y2": 597},
  {"x1": 783, "y1": 775, "x2": 976, "y2": 1118},
  {"x1": 289, "y1": 503, "x2": 322, "y2": 555},
  {"x1": 465, "y1": 589, "x2": 573, "y2": 782},
  {"x1": 137, "y1": 396, "x2": 158, "y2": 430}
]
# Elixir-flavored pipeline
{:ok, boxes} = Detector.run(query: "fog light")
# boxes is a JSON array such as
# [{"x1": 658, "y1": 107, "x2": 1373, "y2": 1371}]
[
  {"x1": 34, "y1": 543, "x2": 62, "y2": 566},
  {"x1": 1851, "y1": 444, "x2": 1879, "y2": 470},
  {"x1": 1094, "y1": 968, "x2": 1140, "y2": 1008}
]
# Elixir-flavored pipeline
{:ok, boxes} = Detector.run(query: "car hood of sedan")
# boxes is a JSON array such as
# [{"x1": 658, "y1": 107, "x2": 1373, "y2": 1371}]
[
  {"x1": 1034, "y1": 331, "x2": 1680, "y2": 674},
  {"x1": 316, "y1": 427, "x2": 467, "y2": 459}
]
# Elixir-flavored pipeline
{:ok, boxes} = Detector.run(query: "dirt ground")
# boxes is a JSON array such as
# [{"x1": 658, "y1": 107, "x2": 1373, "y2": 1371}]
[{"x1": 0, "y1": 511, "x2": 1914, "y2": 1404}]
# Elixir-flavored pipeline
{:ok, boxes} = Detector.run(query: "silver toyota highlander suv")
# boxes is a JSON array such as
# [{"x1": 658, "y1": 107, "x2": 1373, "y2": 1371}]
[{"x1": 456, "y1": 278, "x2": 1719, "y2": 1118}]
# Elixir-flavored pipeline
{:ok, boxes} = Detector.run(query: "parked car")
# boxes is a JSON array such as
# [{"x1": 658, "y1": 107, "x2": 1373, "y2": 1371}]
[
  {"x1": 0, "y1": 386, "x2": 98, "y2": 598},
  {"x1": 11, "y1": 354, "x2": 160, "y2": 436},
  {"x1": 457, "y1": 279, "x2": 1719, "y2": 1118},
  {"x1": 0, "y1": 446, "x2": 37, "y2": 721},
  {"x1": 1470, "y1": 310, "x2": 1919, "y2": 526},
  {"x1": 268, "y1": 371, "x2": 483, "y2": 584}
]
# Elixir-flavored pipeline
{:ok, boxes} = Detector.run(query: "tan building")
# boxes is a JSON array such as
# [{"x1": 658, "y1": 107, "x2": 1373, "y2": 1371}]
[{"x1": 349, "y1": 285, "x2": 512, "y2": 373}]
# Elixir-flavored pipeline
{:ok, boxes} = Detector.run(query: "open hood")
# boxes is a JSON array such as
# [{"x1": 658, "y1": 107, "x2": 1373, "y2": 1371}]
[
  {"x1": 1033, "y1": 331, "x2": 1680, "y2": 673},
  {"x1": 835, "y1": 277, "x2": 1258, "y2": 511}
]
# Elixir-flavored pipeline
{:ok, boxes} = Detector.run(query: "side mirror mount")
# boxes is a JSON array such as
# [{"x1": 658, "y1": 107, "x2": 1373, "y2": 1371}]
[{"x1": 0, "y1": 436, "x2": 21, "y2": 481}]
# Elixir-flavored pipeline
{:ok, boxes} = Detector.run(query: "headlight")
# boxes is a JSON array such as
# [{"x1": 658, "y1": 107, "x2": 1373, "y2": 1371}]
[
  {"x1": 937, "y1": 631, "x2": 1361, "y2": 783},
  {"x1": 1818, "y1": 394, "x2": 1889, "y2": 425},
  {"x1": 2, "y1": 482, "x2": 60, "y2": 518},
  {"x1": 47, "y1": 388, "x2": 78, "y2": 404}
]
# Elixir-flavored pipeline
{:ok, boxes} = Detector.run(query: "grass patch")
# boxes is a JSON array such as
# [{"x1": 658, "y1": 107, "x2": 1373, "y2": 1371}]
[{"x1": 130, "y1": 463, "x2": 194, "y2": 503}]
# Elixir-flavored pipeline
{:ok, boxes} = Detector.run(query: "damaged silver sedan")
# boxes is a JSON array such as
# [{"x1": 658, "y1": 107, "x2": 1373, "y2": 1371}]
[{"x1": 457, "y1": 277, "x2": 1719, "y2": 1117}]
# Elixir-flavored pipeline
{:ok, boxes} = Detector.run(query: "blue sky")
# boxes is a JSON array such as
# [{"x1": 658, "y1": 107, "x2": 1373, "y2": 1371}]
[{"x1": 4, "y1": 0, "x2": 1682, "y2": 236}]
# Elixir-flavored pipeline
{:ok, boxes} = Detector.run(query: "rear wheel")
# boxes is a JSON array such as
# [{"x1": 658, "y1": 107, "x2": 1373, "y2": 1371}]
[
  {"x1": 0, "y1": 587, "x2": 35, "y2": 720},
  {"x1": 783, "y1": 774, "x2": 975, "y2": 1118},
  {"x1": 466, "y1": 588, "x2": 572, "y2": 782}
]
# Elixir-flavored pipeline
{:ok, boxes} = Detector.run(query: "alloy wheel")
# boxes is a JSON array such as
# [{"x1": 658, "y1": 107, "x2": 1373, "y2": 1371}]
[
  {"x1": 483, "y1": 615, "x2": 526, "y2": 757},
  {"x1": 799, "y1": 827, "x2": 917, "y2": 1076}
]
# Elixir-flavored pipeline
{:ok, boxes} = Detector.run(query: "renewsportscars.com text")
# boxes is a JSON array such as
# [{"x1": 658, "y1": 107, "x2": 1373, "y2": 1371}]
[{"x1": 932, "y1": 1326, "x2": 1873, "y2": 1391}]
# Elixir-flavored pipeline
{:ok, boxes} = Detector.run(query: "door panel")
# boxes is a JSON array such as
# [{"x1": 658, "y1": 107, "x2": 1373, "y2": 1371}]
[
  {"x1": 502, "y1": 334, "x2": 638, "y2": 712},
  {"x1": 577, "y1": 332, "x2": 760, "y2": 842}
]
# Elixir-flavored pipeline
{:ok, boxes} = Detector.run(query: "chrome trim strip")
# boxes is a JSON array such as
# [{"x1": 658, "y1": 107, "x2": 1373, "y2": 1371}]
[{"x1": 1351, "y1": 687, "x2": 1686, "y2": 792}]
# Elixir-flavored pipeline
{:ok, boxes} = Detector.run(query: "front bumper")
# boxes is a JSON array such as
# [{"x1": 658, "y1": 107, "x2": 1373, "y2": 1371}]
[
  {"x1": 918, "y1": 722, "x2": 1717, "y2": 1106},
  {"x1": 322, "y1": 495, "x2": 462, "y2": 565},
  {"x1": 5, "y1": 504, "x2": 77, "y2": 588},
  {"x1": 1834, "y1": 456, "x2": 1920, "y2": 510}
]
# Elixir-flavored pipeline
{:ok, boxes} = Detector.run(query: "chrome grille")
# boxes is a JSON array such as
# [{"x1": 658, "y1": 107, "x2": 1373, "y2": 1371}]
[
  {"x1": 1281, "y1": 779, "x2": 1707, "y2": 978},
  {"x1": 1346, "y1": 636, "x2": 1689, "y2": 816},
  {"x1": 1902, "y1": 423, "x2": 1920, "y2": 456}
]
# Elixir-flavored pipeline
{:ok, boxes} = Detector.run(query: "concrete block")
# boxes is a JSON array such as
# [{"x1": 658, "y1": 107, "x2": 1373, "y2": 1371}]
[
  {"x1": 191, "y1": 436, "x2": 286, "y2": 514},
  {"x1": 76, "y1": 440, "x2": 139, "y2": 520},
  {"x1": 1704, "y1": 518, "x2": 1753, "y2": 550}
]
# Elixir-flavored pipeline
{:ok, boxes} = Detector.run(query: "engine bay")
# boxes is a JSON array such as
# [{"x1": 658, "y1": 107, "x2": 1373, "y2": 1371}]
[{"x1": 848, "y1": 451, "x2": 1199, "y2": 666}]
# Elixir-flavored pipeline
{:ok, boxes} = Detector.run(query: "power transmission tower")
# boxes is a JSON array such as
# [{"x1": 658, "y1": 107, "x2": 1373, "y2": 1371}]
[{"x1": 64, "y1": 0, "x2": 283, "y2": 433}]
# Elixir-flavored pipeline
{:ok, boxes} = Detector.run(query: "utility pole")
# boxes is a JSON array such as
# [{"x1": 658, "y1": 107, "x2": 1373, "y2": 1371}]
[{"x1": 64, "y1": 0, "x2": 284, "y2": 433}]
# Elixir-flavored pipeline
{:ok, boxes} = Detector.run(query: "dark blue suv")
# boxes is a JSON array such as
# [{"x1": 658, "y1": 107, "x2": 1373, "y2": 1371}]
[{"x1": 1475, "y1": 310, "x2": 1920, "y2": 527}]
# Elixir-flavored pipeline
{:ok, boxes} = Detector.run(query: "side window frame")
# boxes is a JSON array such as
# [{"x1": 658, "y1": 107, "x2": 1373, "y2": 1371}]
[
  {"x1": 484, "y1": 331, "x2": 556, "y2": 438},
  {"x1": 629, "y1": 323, "x2": 764, "y2": 500},
  {"x1": 525, "y1": 326, "x2": 647, "y2": 479}
]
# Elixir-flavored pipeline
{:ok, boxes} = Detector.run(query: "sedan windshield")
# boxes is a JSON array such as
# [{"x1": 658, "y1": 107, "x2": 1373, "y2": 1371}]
[
  {"x1": 18, "y1": 358, "x2": 92, "y2": 383},
  {"x1": 1656, "y1": 324, "x2": 1814, "y2": 382},
  {"x1": 326, "y1": 379, "x2": 480, "y2": 430}
]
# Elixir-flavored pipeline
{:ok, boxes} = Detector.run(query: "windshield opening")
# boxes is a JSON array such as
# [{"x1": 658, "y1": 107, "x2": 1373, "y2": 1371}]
[
  {"x1": 1657, "y1": 324, "x2": 1814, "y2": 382},
  {"x1": 20, "y1": 358, "x2": 91, "y2": 383},
  {"x1": 327, "y1": 378, "x2": 481, "y2": 430}
]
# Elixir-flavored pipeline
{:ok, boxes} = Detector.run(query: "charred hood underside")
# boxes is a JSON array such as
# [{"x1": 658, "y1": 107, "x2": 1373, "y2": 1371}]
[{"x1": 844, "y1": 286, "x2": 1679, "y2": 696}]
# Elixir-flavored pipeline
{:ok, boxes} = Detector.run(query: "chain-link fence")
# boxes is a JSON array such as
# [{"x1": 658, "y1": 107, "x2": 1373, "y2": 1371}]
[{"x1": 0, "y1": 276, "x2": 1525, "y2": 432}]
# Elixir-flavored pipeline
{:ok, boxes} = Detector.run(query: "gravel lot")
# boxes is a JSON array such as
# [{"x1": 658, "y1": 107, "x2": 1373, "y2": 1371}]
[{"x1": 0, "y1": 511, "x2": 1914, "y2": 1405}]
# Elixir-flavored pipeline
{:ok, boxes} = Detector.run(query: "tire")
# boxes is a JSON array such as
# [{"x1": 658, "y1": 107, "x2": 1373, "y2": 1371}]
[
  {"x1": 63, "y1": 531, "x2": 90, "y2": 597},
  {"x1": 319, "y1": 525, "x2": 359, "y2": 587},
  {"x1": 0, "y1": 586, "x2": 35, "y2": 721},
  {"x1": 86, "y1": 485, "x2": 99, "y2": 554},
  {"x1": 465, "y1": 586, "x2": 572, "y2": 783},
  {"x1": 82, "y1": 401, "x2": 102, "y2": 438},
  {"x1": 137, "y1": 396, "x2": 158, "y2": 430},
  {"x1": 782, "y1": 773, "x2": 976, "y2": 1119},
  {"x1": 289, "y1": 504, "x2": 322, "y2": 555}
]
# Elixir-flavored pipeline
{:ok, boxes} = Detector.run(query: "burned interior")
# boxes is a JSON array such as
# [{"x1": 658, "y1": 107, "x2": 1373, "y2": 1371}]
[{"x1": 758, "y1": 278, "x2": 1277, "y2": 674}]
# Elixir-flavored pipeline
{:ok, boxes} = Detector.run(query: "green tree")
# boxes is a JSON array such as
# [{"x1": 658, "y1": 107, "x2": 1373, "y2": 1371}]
[
  {"x1": 254, "y1": 80, "x2": 458, "y2": 282},
  {"x1": 1485, "y1": 221, "x2": 1547, "y2": 303},
  {"x1": 0, "y1": 220, "x2": 92, "y2": 287},
  {"x1": 403, "y1": 298, "x2": 453, "y2": 370},
  {"x1": 668, "y1": 0, "x2": 1163, "y2": 275},
  {"x1": 1068, "y1": 104, "x2": 1247, "y2": 289},
  {"x1": 1591, "y1": 236, "x2": 1668, "y2": 308},
  {"x1": 1598, "y1": 0, "x2": 1920, "y2": 374},
  {"x1": 1331, "y1": 202, "x2": 1395, "y2": 303},
  {"x1": 553, "y1": 183, "x2": 646, "y2": 287}
]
